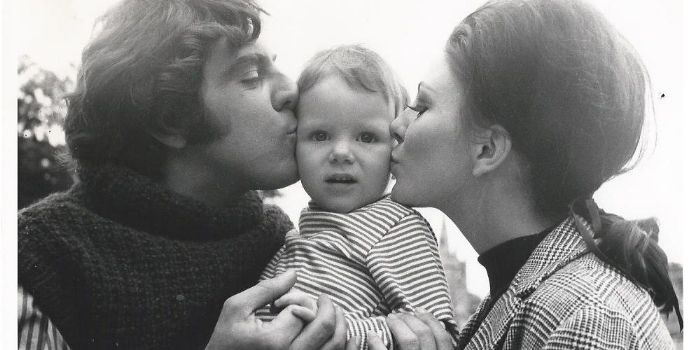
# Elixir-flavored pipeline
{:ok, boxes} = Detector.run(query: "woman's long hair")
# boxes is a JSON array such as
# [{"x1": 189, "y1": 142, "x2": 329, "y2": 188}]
[{"x1": 446, "y1": 0, "x2": 681, "y2": 327}]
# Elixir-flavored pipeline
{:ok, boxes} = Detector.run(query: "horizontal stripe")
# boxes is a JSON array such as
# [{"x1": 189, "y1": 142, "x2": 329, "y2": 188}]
[{"x1": 258, "y1": 198, "x2": 458, "y2": 349}]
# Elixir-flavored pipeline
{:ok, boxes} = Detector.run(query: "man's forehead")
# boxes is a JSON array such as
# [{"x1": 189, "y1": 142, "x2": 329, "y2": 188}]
[
  {"x1": 208, "y1": 37, "x2": 275, "y2": 64},
  {"x1": 234, "y1": 40, "x2": 275, "y2": 60},
  {"x1": 204, "y1": 38, "x2": 277, "y2": 84}
]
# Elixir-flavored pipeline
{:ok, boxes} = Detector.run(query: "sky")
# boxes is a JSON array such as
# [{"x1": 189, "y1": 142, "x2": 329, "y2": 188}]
[{"x1": 7, "y1": 0, "x2": 692, "y2": 298}]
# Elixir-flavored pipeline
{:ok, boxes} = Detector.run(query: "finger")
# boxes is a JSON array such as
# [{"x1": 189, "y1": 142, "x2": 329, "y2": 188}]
[
  {"x1": 320, "y1": 305, "x2": 347, "y2": 350},
  {"x1": 397, "y1": 313, "x2": 437, "y2": 350},
  {"x1": 345, "y1": 337, "x2": 361, "y2": 350},
  {"x1": 415, "y1": 311, "x2": 453, "y2": 350},
  {"x1": 289, "y1": 305, "x2": 317, "y2": 323},
  {"x1": 367, "y1": 332, "x2": 388, "y2": 350},
  {"x1": 386, "y1": 313, "x2": 419, "y2": 350},
  {"x1": 225, "y1": 270, "x2": 297, "y2": 315},
  {"x1": 275, "y1": 290, "x2": 319, "y2": 312},
  {"x1": 289, "y1": 294, "x2": 336, "y2": 350},
  {"x1": 263, "y1": 303, "x2": 307, "y2": 346}
]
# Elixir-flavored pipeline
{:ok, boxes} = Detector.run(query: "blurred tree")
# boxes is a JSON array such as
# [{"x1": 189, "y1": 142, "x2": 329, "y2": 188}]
[
  {"x1": 18, "y1": 57, "x2": 75, "y2": 209},
  {"x1": 259, "y1": 190, "x2": 282, "y2": 200}
]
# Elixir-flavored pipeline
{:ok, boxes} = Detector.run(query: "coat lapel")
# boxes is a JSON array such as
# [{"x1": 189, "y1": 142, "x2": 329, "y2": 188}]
[
  {"x1": 458, "y1": 218, "x2": 591, "y2": 350},
  {"x1": 462, "y1": 289, "x2": 523, "y2": 350},
  {"x1": 456, "y1": 295, "x2": 492, "y2": 349}
]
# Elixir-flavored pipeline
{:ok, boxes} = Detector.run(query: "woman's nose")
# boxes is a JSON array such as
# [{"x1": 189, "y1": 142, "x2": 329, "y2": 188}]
[
  {"x1": 329, "y1": 141, "x2": 354, "y2": 164},
  {"x1": 391, "y1": 110, "x2": 409, "y2": 144},
  {"x1": 271, "y1": 73, "x2": 299, "y2": 112}
]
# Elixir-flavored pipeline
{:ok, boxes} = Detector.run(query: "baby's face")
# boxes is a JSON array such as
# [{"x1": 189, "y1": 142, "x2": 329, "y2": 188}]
[{"x1": 296, "y1": 75, "x2": 394, "y2": 213}]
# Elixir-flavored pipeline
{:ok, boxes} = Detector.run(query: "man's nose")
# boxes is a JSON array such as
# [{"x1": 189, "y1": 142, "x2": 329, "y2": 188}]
[
  {"x1": 271, "y1": 73, "x2": 299, "y2": 112},
  {"x1": 329, "y1": 140, "x2": 354, "y2": 164}
]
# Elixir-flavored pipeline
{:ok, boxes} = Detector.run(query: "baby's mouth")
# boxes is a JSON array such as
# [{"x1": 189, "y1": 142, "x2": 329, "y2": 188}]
[{"x1": 325, "y1": 173, "x2": 357, "y2": 184}]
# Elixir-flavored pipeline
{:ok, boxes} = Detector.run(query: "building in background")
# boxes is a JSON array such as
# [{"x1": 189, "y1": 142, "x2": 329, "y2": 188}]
[{"x1": 436, "y1": 218, "x2": 481, "y2": 328}]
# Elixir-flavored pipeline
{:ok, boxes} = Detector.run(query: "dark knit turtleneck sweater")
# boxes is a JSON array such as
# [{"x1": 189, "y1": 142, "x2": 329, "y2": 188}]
[
  {"x1": 478, "y1": 228, "x2": 553, "y2": 300},
  {"x1": 18, "y1": 164, "x2": 292, "y2": 350},
  {"x1": 462, "y1": 228, "x2": 552, "y2": 337}
]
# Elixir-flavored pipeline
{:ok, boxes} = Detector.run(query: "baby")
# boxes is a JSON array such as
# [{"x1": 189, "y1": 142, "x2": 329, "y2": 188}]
[{"x1": 257, "y1": 45, "x2": 458, "y2": 349}]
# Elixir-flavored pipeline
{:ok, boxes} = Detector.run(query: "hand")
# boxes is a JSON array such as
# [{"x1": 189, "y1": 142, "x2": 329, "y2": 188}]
[
  {"x1": 386, "y1": 311, "x2": 453, "y2": 350},
  {"x1": 273, "y1": 288, "x2": 318, "y2": 320},
  {"x1": 347, "y1": 332, "x2": 386, "y2": 350},
  {"x1": 289, "y1": 296, "x2": 348, "y2": 350},
  {"x1": 205, "y1": 270, "x2": 312, "y2": 350}
]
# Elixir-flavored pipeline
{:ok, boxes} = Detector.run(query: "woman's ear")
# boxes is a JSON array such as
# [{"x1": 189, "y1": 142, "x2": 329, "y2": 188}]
[{"x1": 472, "y1": 124, "x2": 512, "y2": 177}]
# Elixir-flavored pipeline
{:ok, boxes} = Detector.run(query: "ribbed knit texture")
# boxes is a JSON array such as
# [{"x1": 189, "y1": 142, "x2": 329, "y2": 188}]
[
  {"x1": 18, "y1": 163, "x2": 291, "y2": 350},
  {"x1": 257, "y1": 197, "x2": 459, "y2": 349}
]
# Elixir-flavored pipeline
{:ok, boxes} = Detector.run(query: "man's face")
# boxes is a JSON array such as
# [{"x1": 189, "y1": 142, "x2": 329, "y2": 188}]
[{"x1": 194, "y1": 37, "x2": 299, "y2": 194}]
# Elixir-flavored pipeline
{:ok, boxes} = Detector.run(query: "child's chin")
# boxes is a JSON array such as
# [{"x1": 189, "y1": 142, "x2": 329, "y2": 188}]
[{"x1": 320, "y1": 201, "x2": 356, "y2": 214}]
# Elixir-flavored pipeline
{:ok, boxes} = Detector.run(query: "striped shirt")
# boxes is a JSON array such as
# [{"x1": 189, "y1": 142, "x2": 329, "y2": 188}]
[
  {"x1": 257, "y1": 197, "x2": 459, "y2": 349},
  {"x1": 18, "y1": 286, "x2": 70, "y2": 350}
]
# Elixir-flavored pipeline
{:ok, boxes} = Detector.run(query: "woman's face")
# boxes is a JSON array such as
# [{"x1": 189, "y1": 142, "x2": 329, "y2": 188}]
[{"x1": 390, "y1": 54, "x2": 477, "y2": 211}]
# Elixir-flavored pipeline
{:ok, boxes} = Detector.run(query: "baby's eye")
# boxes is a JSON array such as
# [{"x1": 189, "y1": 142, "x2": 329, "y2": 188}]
[
  {"x1": 358, "y1": 132, "x2": 376, "y2": 143},
  {"x1": 311, "y1": 132, "x2": 328, "y2": 142},
  {"x1": 407, "y1": 104, "x2": 427, "y2": 117}
]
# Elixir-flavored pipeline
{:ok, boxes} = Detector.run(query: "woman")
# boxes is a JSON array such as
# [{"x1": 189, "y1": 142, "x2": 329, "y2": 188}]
[{"x1": 382, "y1": 0, "x2": 682, "y2": 349}]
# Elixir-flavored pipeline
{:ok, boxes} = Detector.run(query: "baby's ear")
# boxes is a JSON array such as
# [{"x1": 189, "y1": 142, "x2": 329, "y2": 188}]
[{"x1": 471, "y1": 124, "x2": 512, "y2": 177}]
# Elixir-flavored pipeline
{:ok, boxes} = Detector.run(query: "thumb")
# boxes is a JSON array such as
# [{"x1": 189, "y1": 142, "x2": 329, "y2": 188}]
[{"x1": 226, "y1": 270, "x2": 297, "y2": 315}]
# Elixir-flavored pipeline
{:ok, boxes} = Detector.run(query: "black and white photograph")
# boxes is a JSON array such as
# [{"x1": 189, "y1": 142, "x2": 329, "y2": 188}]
[{"x1": 4, "y1": 0, "x2": 696, "y2": 348}]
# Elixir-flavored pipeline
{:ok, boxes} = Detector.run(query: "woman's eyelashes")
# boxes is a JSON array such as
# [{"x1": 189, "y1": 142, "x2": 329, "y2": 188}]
[
  {"x1": 407, "y1": 90, "x2": 430, "y2": 117},
  {"x1": 407, "y1": 104, "x2": 427, "y2": 117}
]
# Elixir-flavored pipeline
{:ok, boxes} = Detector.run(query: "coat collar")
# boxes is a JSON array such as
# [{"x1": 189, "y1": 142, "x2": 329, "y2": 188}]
[{"x1": 459, "y1": 217, "x2": 590, "y2": 349}]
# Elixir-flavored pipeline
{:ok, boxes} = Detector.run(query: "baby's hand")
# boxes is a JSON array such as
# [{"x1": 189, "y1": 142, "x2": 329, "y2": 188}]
[{"x1": 273, "y1": 288, "x2": 318, "y2": 323}]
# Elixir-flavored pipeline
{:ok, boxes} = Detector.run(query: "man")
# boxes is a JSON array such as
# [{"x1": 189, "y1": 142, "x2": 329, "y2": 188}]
[{"x1": 18, "y1": 0, "x2": 345, "y2": 348}]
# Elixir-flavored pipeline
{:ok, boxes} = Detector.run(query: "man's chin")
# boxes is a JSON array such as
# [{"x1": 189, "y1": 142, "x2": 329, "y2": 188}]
[{"x1": 258, "y1": 170, "x2": 299, "y2": 191}]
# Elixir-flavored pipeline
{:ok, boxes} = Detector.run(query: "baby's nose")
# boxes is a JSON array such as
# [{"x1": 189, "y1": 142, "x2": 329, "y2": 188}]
[{"x1": 329, "y1": 141, "x2": 354, "y2": 163}]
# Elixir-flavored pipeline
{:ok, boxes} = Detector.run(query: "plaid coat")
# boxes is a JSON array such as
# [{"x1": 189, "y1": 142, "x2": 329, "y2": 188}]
[{"x1": 457, "y1": 217, "x2": 675, "y2": 350}]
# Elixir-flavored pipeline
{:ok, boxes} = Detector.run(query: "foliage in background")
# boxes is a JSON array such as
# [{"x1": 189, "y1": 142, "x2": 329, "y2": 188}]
[
  {"x1": 18, "y1": 57, "x2": 75, "y2": 209},
  {"x1": 260, "y1": 190, "x2": 282, "y2": 200}
]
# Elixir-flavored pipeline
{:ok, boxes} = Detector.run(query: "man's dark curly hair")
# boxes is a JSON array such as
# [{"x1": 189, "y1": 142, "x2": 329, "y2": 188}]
[{"x1": 64, "y1": 0, "x2": 263, "y2": 178}]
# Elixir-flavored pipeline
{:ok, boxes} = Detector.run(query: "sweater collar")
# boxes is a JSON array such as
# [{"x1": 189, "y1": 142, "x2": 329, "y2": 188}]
[
  {"x1": 75, "y1": 163, "x2": 264, "y2": 241},
  {"x1": 299, "y1": 196, "x2": 393, "y2": 236},
  {"x1": 477, "y1": 227, "x2": 552, "y2": 297}
]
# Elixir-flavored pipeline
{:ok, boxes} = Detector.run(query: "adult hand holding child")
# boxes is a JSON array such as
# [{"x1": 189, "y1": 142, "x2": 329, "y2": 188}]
[
  {"x1": 346, "y1": 311, "x2": 453, "y2": 350},
  {"x1": 206, "y1": 270, "x2": 347, "y2": 350}
]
